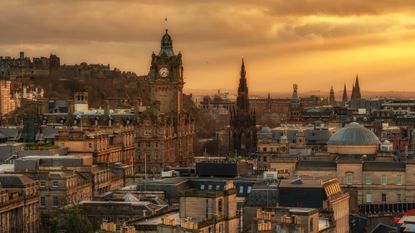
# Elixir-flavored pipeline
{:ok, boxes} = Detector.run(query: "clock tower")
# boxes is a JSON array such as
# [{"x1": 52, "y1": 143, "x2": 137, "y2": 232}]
[{"x1": 148, "y1": 29, "x2": 184, "y2": 114}]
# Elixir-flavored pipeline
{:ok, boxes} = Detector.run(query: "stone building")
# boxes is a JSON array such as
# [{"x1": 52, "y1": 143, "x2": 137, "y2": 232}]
[
  {"x1": 229, "y1": 59, "x2": 257, "y2": 155},
  {"x1": 0, "y1": 174, "x2": 39, "y2": 233},
  {"x1": 0, "y1": 52, "x2": 59, "y2": 79},
  {"x1": 80, "y1": 193, "x2": 167, "y2": 227},
  {"x1": 55, "y1": 126, "x2": 135, "y2": 166},
  {"x1": 158, "y1": 180, "x2": 239, "y2": 233},
  {"x1": 266, "y1": 122, "x2": 415, "y2": 217},
  {"x1": 245, "y1": 178, "x2": 349, "y2": 233},
  {"x1": 135, "y1": 29, "x2": 195, "y2": 174},
  {"x1": 12, "y1": 156, "x2": 94, "y2": 227},
  {"x1": 0, "y1": 79, "x2": 17, "y2": 116}
]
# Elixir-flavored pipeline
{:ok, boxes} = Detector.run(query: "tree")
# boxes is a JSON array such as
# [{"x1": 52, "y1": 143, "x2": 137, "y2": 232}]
[{"x1": 50, "y1": 207, "x2": 93, "y2": 233}]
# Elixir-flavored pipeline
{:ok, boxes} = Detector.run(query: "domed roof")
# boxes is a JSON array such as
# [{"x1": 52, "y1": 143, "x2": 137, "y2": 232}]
[
  {"x1": 159, "y1": 29, "x2": 174, "y2": 57},
  {"x1": 259, "y1": 126, "x2": 272, "y2": 134},
  {"x1": 327, "y1": 122, "x2": 380, "y2": 146}
]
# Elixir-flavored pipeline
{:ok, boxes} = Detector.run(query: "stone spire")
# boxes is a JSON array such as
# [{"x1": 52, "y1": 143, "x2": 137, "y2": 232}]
[
  {"x1": 329, "y1": 85, "x2": 335, "y2": 106},
  {"x1": 342, "y1": 84, "x2": 348, "y2": 105},
  {"x1": 230, "y1": 58, "x2": 257, "y2": 155},
  {"x1": 236, "y1": 58, "x2": 249, "y2": 112},
  {"x1": 354, "y1": 74, "x2": 361, "y2": 99}
]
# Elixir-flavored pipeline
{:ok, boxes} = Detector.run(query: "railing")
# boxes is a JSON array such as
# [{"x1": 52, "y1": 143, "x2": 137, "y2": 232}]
[{"x1": 359, "y1": 202, "x2": 415, "y2": 216}]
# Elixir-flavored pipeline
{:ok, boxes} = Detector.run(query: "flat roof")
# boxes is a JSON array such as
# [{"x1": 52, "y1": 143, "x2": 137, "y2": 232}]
[{"x1": 134, "y1": 211, "x2": 180, "y2": 225}]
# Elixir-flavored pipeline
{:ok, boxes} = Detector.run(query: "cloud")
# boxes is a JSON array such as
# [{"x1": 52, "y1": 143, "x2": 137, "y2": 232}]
[{"x1": 0, "y1": 0, "x2": 415, "y2": 92}]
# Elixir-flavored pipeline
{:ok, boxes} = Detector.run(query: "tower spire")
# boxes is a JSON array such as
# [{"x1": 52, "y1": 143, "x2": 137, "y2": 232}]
[
  {"x1": 354, "y1": 74, "x2": 361, "y2": 99},
  {"x1": 240, "y1": 58, "x2": 246, "y2": 78},
  {"x1": 329, "y1": 85, "x2": 335, "y2": 106},
  {"x1": 237, "y1": 58, "x2": 249, "y2": 111},
  {"x1": 342, "y1": 83, "x2": 348, "y2": 105}
]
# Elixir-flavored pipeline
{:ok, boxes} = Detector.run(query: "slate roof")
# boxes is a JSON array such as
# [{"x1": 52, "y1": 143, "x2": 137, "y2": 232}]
[
  {"x1": 369, "y1": 223, "x2": 397, "y2": 233},
  {"x1": 350, "y1": 214, "x2": 368, "y2": 233},
  {"x1": 304, "y1": 129, "x2": 332, "y2": 145},
  {"x1": 363, "y1": 161, "x2": 406, "y2": 172},
  {"x1": 0, "y1": 174, "x2": 35, "y2": 187},
  {"x1": 297, "y1": 160, "x2": 337, "y2": 170},
  {"x1": 0, "y1": 127, "x2": 21, "y2": 140},
  {"x1": 267, "y1": 128, "x2": 331, "y2": 145},
  {"x1": 328, "y1": 122, "x2": 380, "y2": 146},
  {"x1": 244, "y1": 182, "x2": 278, "y2": 207}
]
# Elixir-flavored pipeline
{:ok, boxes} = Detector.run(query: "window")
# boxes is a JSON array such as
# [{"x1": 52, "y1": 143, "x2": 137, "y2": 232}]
[
  {"x1": 40, "y1": 196, "x2": 46, "y2": 206},
  {"x1": 247, "y1": 186, "x2": 252, "y2": 194},
  {"x1": 216, "y1": 185, "x2": 220, "y2": 190},
  {"x1": 239, "y1": 186, "x2": 244, "y2": 194},
  {"x1": 396, "y1": 175, "x2": 402, "y2": 185},
  {"x1": 39, "y1": 181, "x2": 46, "y2": 187},
  {"x1": 365, "y1": 176, "x2": 372, "y2": 185},
  {"x1": 219, "y1": 224, "x2": 223, "y2": 233},
  {"x1": 53, "y1": 196, "x2": 58, "y2": 207},
  {"x1": 208, "y1": 185, "x2": 212, "y2": 190},
  {"x1": 381, "y1": 175, "x2": 388, "y2": 185},
  {"x1": 218, "y1": 199, "x2": 223, "y2": 213},
  {"x1": 88, "y1": 143, "x2": 92, "y2": 148},
  {"x1": 397, "y1": 193, "x2": 402, "y2": 203},
  {"x1": 346, "y1": 173, "x2": 353, "y2": 185},
  {"x1": 382, "y1": 193, "x2": 387, "y2": 202},
  {"x1": 200, "y1": 184, "x2": 205, "y2": 190},
  {"x1": 52, "y1": 181, "x2": 59, "y2": 187},
  {"x1": 366, "y1": 194, "x2": 372, "y2": 203}
]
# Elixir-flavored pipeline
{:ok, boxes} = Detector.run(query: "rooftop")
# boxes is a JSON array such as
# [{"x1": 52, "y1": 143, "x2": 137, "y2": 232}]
[{"x1": 328, "y1": 122, "x2": 380, "y2": 146}]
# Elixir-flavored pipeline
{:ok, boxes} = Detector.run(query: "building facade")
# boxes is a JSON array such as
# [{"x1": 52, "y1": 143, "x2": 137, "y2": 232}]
[
  {"x1": 135, "y1": 29, "x2": 195, "y2": 174},
  {"x1": 0, "y1": 174, "x2": 39, "y2": 233}
]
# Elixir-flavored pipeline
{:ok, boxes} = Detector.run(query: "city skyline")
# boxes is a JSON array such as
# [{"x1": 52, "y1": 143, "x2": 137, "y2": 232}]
[{"x1": 1, "y1": 0, "x2": 415, "y2": 92}]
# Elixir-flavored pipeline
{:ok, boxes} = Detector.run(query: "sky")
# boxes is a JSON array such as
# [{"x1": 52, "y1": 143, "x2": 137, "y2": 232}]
[{"x1": 1, "y1": 0, "x2": 415, "y2": 94}]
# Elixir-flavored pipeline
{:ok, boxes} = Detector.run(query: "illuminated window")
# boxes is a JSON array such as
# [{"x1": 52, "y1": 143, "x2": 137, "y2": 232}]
[
  {"x1": 346, "y1": 173, "x2": 353, "y2": 185},
  {"x1": 239, "y1": 186, "x2": 244, "y2": 194},
  {"x1": 396, "y1": 175, "x2": 402, "y2": 185},
  {"x1": 365, "y1": 176, "x2": 372, "y2": 185},
  {"x1": 381, "y1": 175, "x2": 387, "y2": 185},
  {"x1": 366, "y1": 194, "x2": 372, "y2": 203}
]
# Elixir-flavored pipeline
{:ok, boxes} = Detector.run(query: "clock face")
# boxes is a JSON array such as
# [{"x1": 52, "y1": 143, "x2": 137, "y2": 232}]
[{"x1": 159, "y1": 67, "x2": 169, "y2": 77}]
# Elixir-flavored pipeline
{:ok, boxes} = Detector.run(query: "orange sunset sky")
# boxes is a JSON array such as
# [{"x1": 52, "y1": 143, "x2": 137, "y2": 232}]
[{"x1": 2, "y1": 0, "x2": 415, "y2": 93}]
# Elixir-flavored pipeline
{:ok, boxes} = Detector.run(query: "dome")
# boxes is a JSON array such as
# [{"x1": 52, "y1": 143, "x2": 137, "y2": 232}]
[
  {"x1": 159, "y1": 29, "x2": 174, "y2": 57},
  {"x1": 259, "y1": 126, "x2": 272, "y2": 134},
  {"x1": 328, "y1": 122, "x2": 380, "y2": 146}
]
